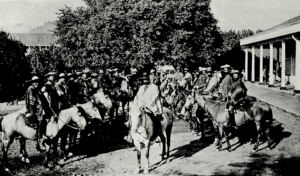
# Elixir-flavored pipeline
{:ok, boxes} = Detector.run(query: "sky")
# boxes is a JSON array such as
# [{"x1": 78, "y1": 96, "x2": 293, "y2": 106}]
[{"x1": 1, "y1": 0, "x2": 300, "y2": 33}]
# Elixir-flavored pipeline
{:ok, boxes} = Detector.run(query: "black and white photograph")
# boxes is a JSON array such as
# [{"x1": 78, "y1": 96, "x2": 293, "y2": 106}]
[{"x1": 0, "y1": 0, "x2": 299, "y2": 175}]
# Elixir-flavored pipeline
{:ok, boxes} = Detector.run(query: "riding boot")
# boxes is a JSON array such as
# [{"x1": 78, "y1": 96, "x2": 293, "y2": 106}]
[
  {"x1": 36, "y1": 120, "x2": 46, "y2": 152},
  {"x1": 155, "y1": 114, "x2": 162, "y2": 143}
]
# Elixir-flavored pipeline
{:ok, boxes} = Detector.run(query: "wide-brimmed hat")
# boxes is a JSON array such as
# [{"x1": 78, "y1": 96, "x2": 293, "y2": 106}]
[
  {"x1": 231, "y1": 70, "x2": 240, "y2": 74},
  {"x1": 220, "y1": 64, "x2": 231, "y2": 69},
  {"x1": 206, "y1": 67, "x2": 212, "y2": 72},
  {"x1": 82, "y1": 70, "x2": 90, "y2": 74},
  {"x1": 91, "y1": 73, "x2": 99, "y2": 77},
  {"x1": 67, "y1": 73, "x2": 74, "y2": 77},
  {"x1": 58, "y1": 73, "x2": 66, "y2": 78},
  {"x1": 45, "y1": 72, "x2": 57, "y2": 77},
  {"x1": 199, "y1": 67, "x2": 207, "y2": 72},
  {"x1": 31, "y1": 76, "x2": 40, "y2": 83},
  {"x1": 150, "y1": 69, "x2": 156, "y2": 74},
  {"x1": 76, "y1": 71, "x2": 83, "y2": 76},
  {"x1": 184, "y1": 67, "x2": 189, "y2": 71},
  {"x1": 139, "y1": 72, "x2": 149, "y2": 80}
]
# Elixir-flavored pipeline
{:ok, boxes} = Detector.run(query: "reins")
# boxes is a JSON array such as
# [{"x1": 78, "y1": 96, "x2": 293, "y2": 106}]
[{"x1": 48, "y1": 105, "x2": 84, "y2": 131}]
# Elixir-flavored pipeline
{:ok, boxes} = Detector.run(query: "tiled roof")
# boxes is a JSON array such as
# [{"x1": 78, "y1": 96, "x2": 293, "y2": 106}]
[{"x1": 10, "y1": 33, "x2": 57, "y2": 46}]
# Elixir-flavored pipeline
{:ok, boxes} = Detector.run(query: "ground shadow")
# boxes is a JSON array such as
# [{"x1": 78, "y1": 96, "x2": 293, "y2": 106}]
[{"x1": 212, "y1": 153, "x2": 300, "y2": 175}]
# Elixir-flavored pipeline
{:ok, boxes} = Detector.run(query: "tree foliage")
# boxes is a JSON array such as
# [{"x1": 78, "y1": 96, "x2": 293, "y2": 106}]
[
  {"x1": 0, "y1": 31, "x2": 30, "y2": 101},
  {"x1": 54, "y1": 0, "x2": 223, "y2": 70},
  {"x1": 216, "y1": 29, "x2": 256, "y2": 70}
]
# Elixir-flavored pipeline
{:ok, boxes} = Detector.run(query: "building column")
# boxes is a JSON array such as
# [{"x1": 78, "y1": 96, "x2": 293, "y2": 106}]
[
  {"x1": 293, "y1": 35, "x2": 300, "y2": 93},
  {"x1": 269, "y1": 42, "x2": 274, "y2": 87},
  {"x1": 259, "y1": 45, "x2": 264, "y2": 84},
  {"x1": 280, "y1": 41, "x2": 286, "y2": 90},
  {"x1": 251, "y1": 46, "x2": 255, "y2": 82},
  {"x1": 245, "y1": 48, "x2": 248, "y2": 81}
]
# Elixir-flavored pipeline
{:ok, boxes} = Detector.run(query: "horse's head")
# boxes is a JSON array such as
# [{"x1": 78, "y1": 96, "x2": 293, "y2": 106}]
[
  {"x1": 162, "y1": 83, "x2": 173, "y2": 97},
  {"x1": 71, "y1": 106, "x2": 87, "y2": 130},
  {"x1": 79, "y1": 101, "x2": 102, "y2": 120},
  {"x1": 92, "y1": 89, "x2": 113, "y2": 109},
  {"x1": 179, "y1": 93, "x2": 196, "y2": 119}
]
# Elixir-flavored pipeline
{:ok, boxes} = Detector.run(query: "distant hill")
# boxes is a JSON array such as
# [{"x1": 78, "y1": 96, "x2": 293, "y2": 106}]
[{"x1": 28, "y1": 21, "x2": 56, "y2": 33}]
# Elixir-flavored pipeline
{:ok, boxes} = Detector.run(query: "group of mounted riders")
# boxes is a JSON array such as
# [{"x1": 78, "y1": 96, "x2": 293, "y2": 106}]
[
  {"x1": 24, "y1": 62, "x2": 248, "y2": 151},
  {"x1": 24, "y1": 67, "x2": 138, "y2": 152}
]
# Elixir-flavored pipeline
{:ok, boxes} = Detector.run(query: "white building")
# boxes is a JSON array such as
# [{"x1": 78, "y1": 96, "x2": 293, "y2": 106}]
[{"x1": 240, "y1": 15, "x2": 300, "y2": 92}]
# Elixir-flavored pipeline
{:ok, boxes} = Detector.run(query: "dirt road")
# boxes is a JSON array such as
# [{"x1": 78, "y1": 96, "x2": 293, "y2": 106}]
[{"x1": 0, "y1": 102, "x2": 299, "y2": 176}]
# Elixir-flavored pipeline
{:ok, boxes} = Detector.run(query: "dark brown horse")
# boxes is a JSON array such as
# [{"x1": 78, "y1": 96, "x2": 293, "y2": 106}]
[
  {"x1": 129, "y1": 106, "x2": 173, "y2": 174},
  {"x1": 182, "y1": 90, "x2": 273, "y2": 152}
]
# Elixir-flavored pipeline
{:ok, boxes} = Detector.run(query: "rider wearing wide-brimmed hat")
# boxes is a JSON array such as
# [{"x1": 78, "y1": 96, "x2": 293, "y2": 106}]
[
  {"x1": 42, "y1": 72, "x2": 60, "y2": 117},
  {"x1": 25, "y1": 76, "x2": 47, "y2": 151},
  {"x1": 219, "y1": 64, "x2": 233, "y2": 101},
  {"x1": 128, "y1": 71, "x2": 163, "y2": 142},
  {"x1": 55, "y1": 73, "x2": 70, "y2": 110}
]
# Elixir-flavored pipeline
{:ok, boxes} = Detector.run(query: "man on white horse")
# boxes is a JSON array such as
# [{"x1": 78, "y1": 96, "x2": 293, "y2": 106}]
[
  {"x1": 128, "y1": 72, "x2": 163, "y2": 141},
  {"x1": 25, "y1": 76, "x2": 46, "y2": 151}
]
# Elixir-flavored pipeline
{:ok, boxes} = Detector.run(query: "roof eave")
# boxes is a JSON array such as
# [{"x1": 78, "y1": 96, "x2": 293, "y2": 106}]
[{"x1": 240, "y1": 23, "x2": 300, "y2": 46}]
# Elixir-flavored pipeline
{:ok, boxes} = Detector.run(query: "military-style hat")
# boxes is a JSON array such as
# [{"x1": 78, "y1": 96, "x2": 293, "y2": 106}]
[
  {"x1": 58, "y1": 73, "x2": 66, "y2": 78},
  {"x1": 45, "y1": 72, "x2": 57, "y2": 77}
]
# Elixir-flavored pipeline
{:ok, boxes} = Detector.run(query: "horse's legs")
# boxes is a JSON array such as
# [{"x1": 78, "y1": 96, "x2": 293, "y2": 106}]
[
  {"x1": 253, "y1": 121, "x2": 262, "y2": 152},
  {"x1": 43, "y1": 139, "x2": 52, "y2": 168},
  {"x1": 52, "y1": 136, "x2": 61, "y2": 167},
  {"x1": 166, "y1": 125, "x2": 173, "y2": 163},
  {"x1": 2, "y1": 133, "x2": 16, "y2": 171},
  {"x1": 212, "y1": 122, "x2": 219, "y2": 146},
  {"x1": 159, "y1": 132, "x2": 166, "y2": 160},
  {"x1": 60, "y1": 129, "x2": 69, "y2": 160},
  {"x1": 144, "y1": 140, "x2": 150, "y2": 174},
  {"x1": 223, "y1": 127, "x2": 231, "y2": 151},
  {"x1": 265, "y1": 127, "x2": 272, "y2": 149},
  {"x1": 216, "y1": 126, "x2": 223, "y2": 150},
  {"x1": 133, "y1": 141, "x2": 141, "y2": 174},
  {"x1": 19, "y1": 137, "x2": 30, "y2": 163}
]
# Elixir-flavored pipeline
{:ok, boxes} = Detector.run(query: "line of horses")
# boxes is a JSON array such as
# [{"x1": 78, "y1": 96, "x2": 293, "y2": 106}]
[{"x1": 0, "y1": 78, "x2": 276, "y2": 174}]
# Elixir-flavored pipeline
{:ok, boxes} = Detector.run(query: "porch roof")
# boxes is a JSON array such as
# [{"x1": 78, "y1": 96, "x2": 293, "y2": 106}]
[{"x1": 240, "y1": 15, "x2": 300, "y2": 46}]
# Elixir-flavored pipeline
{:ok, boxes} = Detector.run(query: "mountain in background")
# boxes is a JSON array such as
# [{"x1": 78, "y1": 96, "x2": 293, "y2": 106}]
[{"x1": 28, "y1": 21, "x2": 56, "y2": 33}]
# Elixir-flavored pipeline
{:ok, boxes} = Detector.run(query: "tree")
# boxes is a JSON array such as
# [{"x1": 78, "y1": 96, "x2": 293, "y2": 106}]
[
  {"x1": 0, "y1": 31, "x2": 30, "y2": 101},
  {"x1": 54, "y1": 0, "x2": 223, "y2": 71}
]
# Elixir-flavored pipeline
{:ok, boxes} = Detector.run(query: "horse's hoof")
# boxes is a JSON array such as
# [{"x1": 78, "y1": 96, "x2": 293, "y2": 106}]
[
  {"x1": 144, "y1": 168, "x2": 149, "y2": 174},
  {"x1": 21, "y1": 157, "x2": 26, "y2": 162},
  {"x1": 19, "y1": 154, "x2": 23, "y2": 157},
  {"x1": 133, "y1": 167, "x2": 141, "y2": 174},
  {"x1": 25, "y1": 158, "x2": 31, "y2": 164}
]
